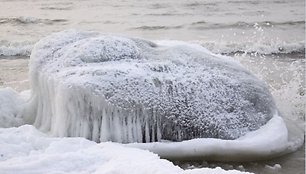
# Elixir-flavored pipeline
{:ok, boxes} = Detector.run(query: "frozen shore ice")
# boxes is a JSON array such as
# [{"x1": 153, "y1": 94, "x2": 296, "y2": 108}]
[{"x1": 0, "y1": 30, "x2": 303, "y2": 163}]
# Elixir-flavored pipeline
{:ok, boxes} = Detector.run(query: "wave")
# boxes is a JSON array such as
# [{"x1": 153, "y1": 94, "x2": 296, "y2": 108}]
[
  {"x1": 131, "y1": 25, "x2": 184, "y2": 30},
  {"x1": 227, "y1": 0, "x2": 260, "y2": 5},
  {"x1": 190, "y1": 20, "x2": 305, "y2": 30},
  {"x1": 0, "y1": 40, "x2": 34, "y2": 56},
  {"x1": 183, "y1": 2, "x2": 217, "y2": 7},
  {"x1": 145, "y1": 13, "x2": 191, "y2": 16},
  {"x1": 194, "y1": 41, "x2": 305, "y2": 55},
  {"x1": 0, "y1": 17, "x2": 68, "y2": 25},
  {"x1": 147, "y1": 3, "x2": 169, "y2": 9},
  {"x1": 40, "y1": 7, "x2": 72, "y2": 10},
  {"x1": 1, "y1": 38, "x2": 304, "y2": 57}
]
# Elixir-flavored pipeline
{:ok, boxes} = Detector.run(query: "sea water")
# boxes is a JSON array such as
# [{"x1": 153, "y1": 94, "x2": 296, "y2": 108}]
[{"x1": 0, "y1": 0, "x2": 304, "y2": 173}]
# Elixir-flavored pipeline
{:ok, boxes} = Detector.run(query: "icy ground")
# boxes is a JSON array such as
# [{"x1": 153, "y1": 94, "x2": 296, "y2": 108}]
[{"x1": 0, "y1": 125, "x2": 252, "y2": 174}]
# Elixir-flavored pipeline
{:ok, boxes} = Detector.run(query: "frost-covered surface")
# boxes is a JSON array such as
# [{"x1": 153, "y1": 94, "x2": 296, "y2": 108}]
[
  {"x1": 27, "y1": 30, "x2": 277, "y2": 143},
  {"x1": 0, "y1": 125, "x2": 252, "y2": 174}
]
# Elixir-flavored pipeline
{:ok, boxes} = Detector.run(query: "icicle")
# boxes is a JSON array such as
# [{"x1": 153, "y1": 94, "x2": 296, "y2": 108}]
[{"x1": 100, "y1": 107, "x2": 109, "y2": 142}]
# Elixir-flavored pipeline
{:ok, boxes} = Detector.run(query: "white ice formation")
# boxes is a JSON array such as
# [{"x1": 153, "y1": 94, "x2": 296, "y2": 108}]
[
  {"x1": 24, "y1": 30, "x2": 278, "y2": 143},
  {"x1": 0, "y1": 88, "x2": 25, "y2": 128}
]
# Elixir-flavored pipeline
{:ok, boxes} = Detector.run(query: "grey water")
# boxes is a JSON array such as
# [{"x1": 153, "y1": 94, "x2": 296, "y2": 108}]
[{"x1": 0, "y1": 0, "x2": 304, "y2": 173}]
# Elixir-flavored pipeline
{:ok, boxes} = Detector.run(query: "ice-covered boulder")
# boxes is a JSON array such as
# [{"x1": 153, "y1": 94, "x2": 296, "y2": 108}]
[{"x1": 26, "y1": 30, "x2": 277, "y2": 143}]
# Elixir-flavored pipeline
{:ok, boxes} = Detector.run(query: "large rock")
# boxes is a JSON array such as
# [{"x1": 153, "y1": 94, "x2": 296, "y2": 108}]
[{"x1": 26, "y1": 30, "x2": 277, "y2": 143}]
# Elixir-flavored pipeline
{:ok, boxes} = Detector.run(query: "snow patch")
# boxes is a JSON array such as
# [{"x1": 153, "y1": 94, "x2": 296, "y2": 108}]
[{"x1": 0, "y1": 125, "x2": 251, "y2": 174}]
